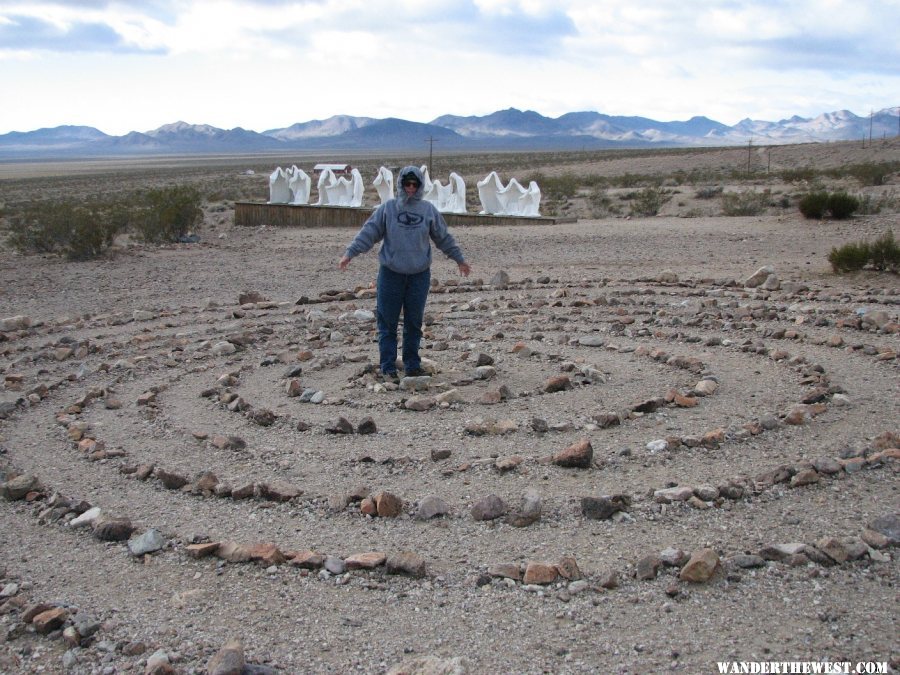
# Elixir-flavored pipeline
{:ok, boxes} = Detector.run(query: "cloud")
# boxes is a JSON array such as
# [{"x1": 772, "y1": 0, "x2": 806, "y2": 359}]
[{"x1": 0, "y1": 14, "x2": 164, "y2": 54}]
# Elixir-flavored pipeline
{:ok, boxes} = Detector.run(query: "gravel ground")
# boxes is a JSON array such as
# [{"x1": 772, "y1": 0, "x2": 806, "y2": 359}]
[{"x1": 0, "y1": 144, "x2": 898, "y2": 674}]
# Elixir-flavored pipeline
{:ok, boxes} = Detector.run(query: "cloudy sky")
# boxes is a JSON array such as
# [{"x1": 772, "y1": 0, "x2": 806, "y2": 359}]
[{"x1": 1, "y1": 0, "x2": 897, "y2": 135}]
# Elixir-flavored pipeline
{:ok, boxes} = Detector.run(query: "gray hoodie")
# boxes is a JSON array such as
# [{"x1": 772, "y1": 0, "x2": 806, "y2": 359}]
[{"x1": 343, "y1": 165, "x2": 466, "y2": 274}]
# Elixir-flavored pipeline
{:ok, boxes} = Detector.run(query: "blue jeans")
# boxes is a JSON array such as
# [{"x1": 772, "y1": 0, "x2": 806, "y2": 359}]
[{"x1": 376, "y1": 265, "x2": 431, "y2": 374}]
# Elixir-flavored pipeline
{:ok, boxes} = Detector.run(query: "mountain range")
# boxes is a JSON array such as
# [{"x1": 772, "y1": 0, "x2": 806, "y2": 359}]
[{"x1": 1, "y1": 107, "x2": 897, "y2": 159}]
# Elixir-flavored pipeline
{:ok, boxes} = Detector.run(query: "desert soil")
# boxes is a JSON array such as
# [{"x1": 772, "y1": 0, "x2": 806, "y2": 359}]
[{"x1": 0, "y1": 141, "x2": 898, "y2": 675}]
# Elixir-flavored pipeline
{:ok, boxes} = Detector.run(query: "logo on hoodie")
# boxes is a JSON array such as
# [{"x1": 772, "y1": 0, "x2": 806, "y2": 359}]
[{"x1": 397, "y1": 211, "x2": 424, "y2": 227}]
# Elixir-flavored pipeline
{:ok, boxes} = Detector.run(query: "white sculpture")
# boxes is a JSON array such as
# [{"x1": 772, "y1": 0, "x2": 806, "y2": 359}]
[
  {"x1": 268, "y1": 167, "x2": 291, "y2": 204},
  {"x1": 286, "y1": 165, "x2": 311, "y2": 205},
  {"x1": 320, "y1": 167, "x2": 364, "y2": 207},
  {"x1": 477, "y1": 171, "x2": 541, "y2": 216},
  {"x1": 315, "y1": 168, "x2": 335, "y2": 205},
  {"x1": 373, "y1": 166, "x2": 394, "y2": 205},
  {"x1": 423, "y1": 171, "x2": 467, "y2": 213}
]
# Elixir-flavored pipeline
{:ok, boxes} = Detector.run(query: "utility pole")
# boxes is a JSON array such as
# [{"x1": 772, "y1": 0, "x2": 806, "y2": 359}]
[
  {"x1": 425, "y1": 136, "x2": 438, "y2": 176},
  {"x1": 869, "y1": 110, "x2": 873, "y2": 147},
  {"x1": 747, "y1": 137, "x2": 753, "y2": 175}
]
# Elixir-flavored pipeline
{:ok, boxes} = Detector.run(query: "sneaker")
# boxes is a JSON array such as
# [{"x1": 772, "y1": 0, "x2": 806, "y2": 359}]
[
  {"x1": 404, "y1": 367, "x2": 428, "y2": 377},
  {"x1": 377, "y1": 371, "x2": 400, "y2": 384}
]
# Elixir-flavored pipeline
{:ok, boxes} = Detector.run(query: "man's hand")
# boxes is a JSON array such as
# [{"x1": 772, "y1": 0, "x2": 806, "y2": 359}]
[
  {"x1": 458, "y1": 262, "x2": 471, "y2": 277},
  {"x1": 338, "y1": 255, "x2": 351, "y2": 270}
]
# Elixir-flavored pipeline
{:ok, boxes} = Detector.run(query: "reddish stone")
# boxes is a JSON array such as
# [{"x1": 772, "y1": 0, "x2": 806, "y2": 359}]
[
  {"x1": 523, "y1": 562, "x2": 558, "y2": 585},
  {"x1": 553, "y1": 438, "x2": 593, "y2": 469},
  {"x1": 185, "y1": 542, "x2": 220, "y2": 559},
  {"x1": 375, "y1": 491, "x2": 403, "y2": 517},
  {"x1": 32, "y1": 607, "x2": 69, "y2": 634},
  {"x1": 345, "y1": 551, "x2": 387, "y2": 570}
]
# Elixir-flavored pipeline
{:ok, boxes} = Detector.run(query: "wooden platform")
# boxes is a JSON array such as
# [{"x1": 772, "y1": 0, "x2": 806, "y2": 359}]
[{"x1": 234, "y1": 202, "x2": 576, "y2": 228}]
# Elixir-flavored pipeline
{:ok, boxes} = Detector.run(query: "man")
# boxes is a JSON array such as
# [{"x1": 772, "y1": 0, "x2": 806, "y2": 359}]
[{"x1": 339, "y1": 165, "x2": 471, "y2": 380}]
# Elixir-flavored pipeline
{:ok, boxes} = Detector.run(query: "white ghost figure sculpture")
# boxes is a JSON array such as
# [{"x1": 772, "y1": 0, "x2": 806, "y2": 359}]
[
  {"x1": 373, "y1": 167, "x2": 394, "y2": 205},
  {"x1": 477, "y1": 171, "x2": 541, "y2": 216},
  {"x1": 315, "y1": 168, "x2": 336, "y2": 205},
  {"x1": 324, "y1": 168, "x2": 364, "y2": 207},
  {"x1": 477, "y1": 171, "x2": 504, "y2": 215},
  {"x1": 519, "y1": 181, "x2": 541, "y2": 217},
  {"x1": 268, "y1": 167, "x2": 291, "y2": 204},
  {"x1": 286, "y1": 165, "x2": 311, "y2": 205},
  {"x1": 423, "y1": 171, "x2": 467, "y2": 213}
]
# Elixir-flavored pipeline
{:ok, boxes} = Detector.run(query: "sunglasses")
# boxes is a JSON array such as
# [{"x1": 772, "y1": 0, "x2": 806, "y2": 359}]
[{"x1": 402, "y1": 179, "x2": 419, "y2": 187}]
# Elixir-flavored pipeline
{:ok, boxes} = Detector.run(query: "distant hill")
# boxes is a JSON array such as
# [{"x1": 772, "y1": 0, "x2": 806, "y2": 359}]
[{"x1": 0, "y1": 107, "x2": 897, "y2": 158}]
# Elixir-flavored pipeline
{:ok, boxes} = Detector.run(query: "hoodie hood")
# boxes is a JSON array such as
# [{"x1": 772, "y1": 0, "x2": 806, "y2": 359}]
[{"x1": 396, "y1": 165, "x2": 425, "y2": 204}]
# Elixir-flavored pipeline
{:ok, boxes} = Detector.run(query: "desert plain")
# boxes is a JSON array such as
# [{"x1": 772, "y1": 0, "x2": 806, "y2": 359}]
[{"x1": 0, "y1": 139, "x2": 898, "y2": 674}]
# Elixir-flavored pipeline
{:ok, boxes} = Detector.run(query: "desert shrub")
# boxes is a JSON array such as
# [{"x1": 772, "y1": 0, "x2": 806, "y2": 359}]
[
  {"x1": 6, "y1": 198, "x2": 127, "y2": 260},
  {"x1": 798, "y1": 191, "x2": 829, "y2": 219},
  {"x1": 828, "y1": 241, "x2": 871, "y2": 273},
  {"x1": 721, "y1": 190, "x2": 770, "y2": 216},
  {"x1": 868, "y1": 229, "x2": 900, "y2": 271},
  {"x1": 840, "y1": 162, "x2": 897, "y2": 187},
  {"x1": 588, "y1": 186, "x2": 621, "y2": 218},
  {"x1": 695, "y1": 186, "x2": 723, "y2": 199},
  {"x1": 629, "y1": 187, "x2": 669, "y2": 217},
  {"x1": 133, "y1": 186, "x2": 203, "y2": 243},
  {"x1": 780, "y1": 167, "x2": 818, "y2": 183},
  {"x1": 826, "y1": 192, "x2": 859, "y2": 219},
  {"x1": 856, "y1": 189, "x2": 899, "y2": 215}
]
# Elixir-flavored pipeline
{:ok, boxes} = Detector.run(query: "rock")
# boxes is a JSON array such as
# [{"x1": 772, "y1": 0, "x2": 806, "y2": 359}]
[
  {"x1": 505, "y1": 490, "x2": 541, "y2": 527},
  {"x1": 416, "y1": 495, "x2": 450, "y2": 520},
  {"x1": 555, "y1": 556, "x2": 583, "y2": 581},
  {"x1": 375, "y1": 491, "x2": 403, "y2": 517},
  {"x1": 156, "y1": 468, "x2": 189, "y2": 490},
  {"x1": 386, "y1": 551, "x2": 427, "y2": 578},
  {"x1": 471, "y1": 495, "x2": 506, "y2": 521},
  {"x1": 646, "y1": 439, "x2": 669, "y2": 453},
  {"x1": 694, "y1": 484, "x2": 719, "y2": 501},
  {"x1": 215, "y1": 541, "x2": 253, "y2": 563},
  {"x1": 32, "y1": 607, "x2": 69, "y2": 634},
  {"x1": 693, "y1": 379, "x2": 719, "y2": 396},
  {"x1": 325, "y1": 416, "x2": 354, "y2": 434},
  {"x1": 464, "y1": 418, "x2": 517, "y2": 436},
  {"x1": 490, "y1": 270, "x2": 510, "y2": 288},
  {"x1": 259, "y1": 481, "x2": 301, "y2": 502},
  {"x1": 356, "y1": 417, "x2": 377, "y2": 434},
  {"x1": 207, "y1": 638, "x2": 245, "y2": 675},
  {"x1": 210, "y1": 435, "x2": 246, "y2": 451},
  {"x1": 523, "y1": 562, "x2": 558, "y2": 585},
  {"x1": 553, "y1": 438, "x2": 593, "y2": 468},
  {"x1": 430, "y1": 448, "x2": 452, "y2": 461},
  {"x1": 323, "y1": 555, "x2": 346, "y2": 575},
  {"x1": 1, "y1": 475, "x2": 43, "y2": 500},
  {"x1": 598, "y1": 569, "x2": 619, "y2": 589},
  {"x1": 404, "y1": 396, "x2": 436, "y2": 411},
  {"x1": 289, "y1": 550, "x2": 325, "y2": 569},
  {"x1": 636, "y1": 554, "x2": 661, "y2": 580},
  {"x1": 488, "y1": 563, "x2": 521, "y2": 580},
  {"x1": 660, "y1": 547, "x2": 688, "y2": 567},
  {"x1": 185, "y1": 542, "x2": 220, "y2": 559},
  {"x1": 470, "y1": 365, "x2": 495, "y2": 381},
  {"x1": 816, "y1": 537, "x2": 851, "y2": 564},
  {"x1": 543, "y1": 375, "x2": 572, "y2": 393},
  {"x1": 730, "y1": 554, "x2": 765, "y2": 569},
  {"x1": 93, "y1": 517, "x2": 135, "y2": 541},
  {"x1": 128, "y1": 529, "x2": 166, "y2": 556},
  {"x1": 868, "y1": 514, "x2": 900, "y2": 545},
  {"x1": 494, "y1": 455, "x2": 523, "y2": 472},
  {"x1": 654, "y1": 486, "x2": 694, "y2": 503},
  {"x1": 248, "y1": 408, "x2": 277, "y2": 426},
  {"x1": 744, "y1": 265, "x2": 774, "y2": 288},
  {"x1": 789, "y1": 468, "x2": 819, "y2": 487},
  {"x1": 581, "y1": 494, "x2": 629, "y2": 520},
  {"x1": 0, "y1": 315, "x2": 31, "y2": 331},
  {"x1": 474, "y1": 352, "x2": 494, "y2": 366},
  {"x1": 345, "y1": 552, "x2": 387, "y2": 570},
  {"x1": 145, "y1": 649, "x2": 176, "y2": 674},
  {"x1": 70, "y1": 506, "x2": 102, "y2": 529},
  {"x1": 759, "y1": 543, "x2": 807, "y2": 561},
  {"x1": 679, "y1": 548, "x2": 719, "y2": 582}
]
